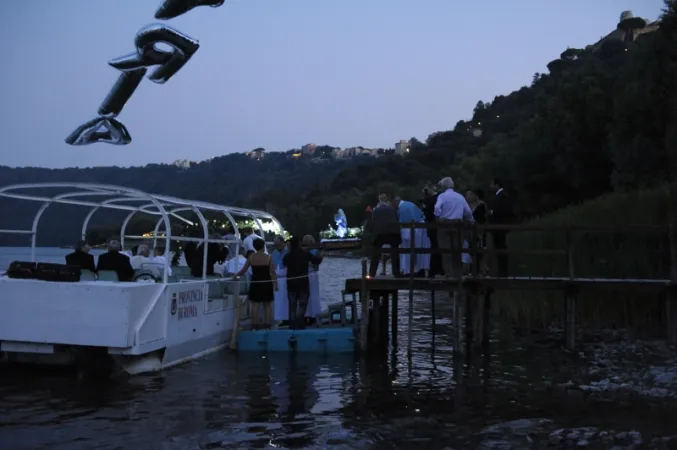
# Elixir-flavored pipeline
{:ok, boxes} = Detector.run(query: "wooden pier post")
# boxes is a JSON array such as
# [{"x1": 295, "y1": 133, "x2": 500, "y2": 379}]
[
  {"x1": 380, "y1": 294, "x2": 390, "y2": 346},
  {"x1": 360, "y1": 258, "x2": 370, "y2": 352},
  {"x1": 564, "y1": 227, "x2": 577, "y2": 350},
  {"x1": 371, "y1": 293, "x2": 381, "y2": 343},
  {"x1": 668, "y1": 222, "x2": 677, "y2": 345},
  {"x1": 407, "y1": 222, "x2": 416, "y2": 357},
  {"x1": 452, "y1": 222, "x2": 466, "y2": 360},
  {"x1": 391, "y1": 291, "x2": 398, "y2": 346},
  {"x1": 564, "y1": 285, "x2": 577, "y2": 350},
  {"x1": 430, "y1": 290, "x2": 436, "y2": 332}
]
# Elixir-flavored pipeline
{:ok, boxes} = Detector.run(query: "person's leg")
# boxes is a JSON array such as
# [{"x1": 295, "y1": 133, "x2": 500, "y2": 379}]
[
  {"x1": 264, "y1": 302, "x2": 273, "y2": 328},
  {"x1": 287, "y1": 290, "x2": 298, "y2": 329},
  {"x1": 388, "y1": 234, "x2": 401, "y2": 277},
  {"x1": 251, "y1": 300, "x2": 260, "y2": 329},
  {"x1": 493, "y1": 231, "x2": 508, "y2": 276},
  {"x1": 369, "y1": 237, "x2": 384, "y2": 277},
  {"x1": 437, "y1": 228, "x2": 452, "y2": 277},
  {"x1": 296, "y1": 290, "x2": 309, "y2": 329}
]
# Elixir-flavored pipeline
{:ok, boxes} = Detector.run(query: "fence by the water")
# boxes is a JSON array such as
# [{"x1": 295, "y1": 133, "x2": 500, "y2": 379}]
[{"x1": 343, "y1": 222, "x2": 677, "y2": 354}]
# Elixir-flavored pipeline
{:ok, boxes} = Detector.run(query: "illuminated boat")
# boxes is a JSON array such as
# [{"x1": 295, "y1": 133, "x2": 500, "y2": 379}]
[{"x1": 0, "y1": 183, "x2": 283, "y2": 375}]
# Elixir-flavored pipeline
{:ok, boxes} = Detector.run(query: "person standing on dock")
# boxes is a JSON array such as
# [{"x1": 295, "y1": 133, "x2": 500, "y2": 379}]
[
  {"x1": 434, "y1": 177, "x2": 475, "y2": 279},
  {"x1": 234, "y1": 238, "x2": 277, "y2": 329},
  {"x1": 489, "y1": 178, "x2": 515, "y2": 277},
  {"x1": 421, "y1": 183, "x2": 444, "y2": 278},
  {"x1": 393, "y1": 195, "x2": 430, "y2": 276},
  {"x1": 369, "y1": 193, "x2": 402, "y2": 277},
  {"x1": 302, "y1": 235, "x2": 323, "y2": 323},
  {"x1": 283, "y1": 236, "x2": 323, "y2": 329},
  {"x1": 466, "y1": 188, "x2": 488, "y2": 274},
  {"x1": 272, "y1": 236, "x2": 290, "y2": 324}
]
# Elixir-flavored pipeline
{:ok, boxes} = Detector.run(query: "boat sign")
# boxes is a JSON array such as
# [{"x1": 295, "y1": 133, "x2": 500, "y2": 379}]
[{"x1": 174, "y1": 289, "x2": 203, "y2": 320}]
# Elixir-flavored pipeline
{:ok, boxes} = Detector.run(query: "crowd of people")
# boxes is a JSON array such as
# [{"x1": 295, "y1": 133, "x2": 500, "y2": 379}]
[
  {"x1": 64, "y1": 227, "x2": 327, "y2": 331},
  {"x1": 362, "y1": 176, "x2": 514, "y2": 279}
]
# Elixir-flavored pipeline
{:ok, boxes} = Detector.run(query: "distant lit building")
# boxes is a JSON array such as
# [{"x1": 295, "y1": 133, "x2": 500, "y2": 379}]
[
  {"x1": 394, "y1": 140, "x2": 410, "y2": 155},
  {"x1": 247, "y1": 148, "x2": 265, "y2": 160},
  {"x1": 173, "y1": 159, "x2": 191, "y2": 170},
  {"x1": 302, "y1": 143, "x2": 317, "y2": 155}
]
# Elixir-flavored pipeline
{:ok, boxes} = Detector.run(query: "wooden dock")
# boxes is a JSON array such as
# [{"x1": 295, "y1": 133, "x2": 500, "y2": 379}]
[{"x1": 343, "y1": 222, "x2": 677, "y2": 354}]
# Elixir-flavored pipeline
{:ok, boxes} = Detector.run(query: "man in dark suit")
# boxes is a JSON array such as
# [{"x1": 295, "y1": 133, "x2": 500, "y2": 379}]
[
  {"x1": 420, "y1": 183, "x2": 444, "y2": 278},
  {"x1": 190, "y1": 234, "x2": 229, "y2": 277},
  {"x1": 369, "y1": 193, "x2": 402, "y2": 277},
  {"x1": 65, "y1": 240, "x2": 96, "y2": 272},
  {"x1": 489, "y1": 177, "x2": 515, "y2": 277},
  {"x1": 96, "y1": 239, "x2": 135, "y2": 281}
]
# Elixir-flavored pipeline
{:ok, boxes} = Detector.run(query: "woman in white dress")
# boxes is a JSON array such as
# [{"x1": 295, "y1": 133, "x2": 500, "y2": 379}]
[
  {"x1": 302, "y1": 235, "x2": 322, "y2": 322},
  {"x1": 270, "y1": 236, "x2": 289, "y2": 323}
]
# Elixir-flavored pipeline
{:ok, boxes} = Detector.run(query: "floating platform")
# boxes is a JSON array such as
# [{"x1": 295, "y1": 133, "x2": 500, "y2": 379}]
[{"x1": 237, "y1": 327, "x2": 356, "y2": 353}]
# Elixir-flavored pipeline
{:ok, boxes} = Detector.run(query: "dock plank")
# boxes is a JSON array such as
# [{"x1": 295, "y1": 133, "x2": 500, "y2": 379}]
[{"x1": 344, "y1": 275, "x2": 671, "y2": 294}]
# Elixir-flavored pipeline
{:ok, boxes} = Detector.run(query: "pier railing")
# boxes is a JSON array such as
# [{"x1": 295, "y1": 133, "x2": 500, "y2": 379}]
[
  {"x1": 341, "y1": 221, "x2": 677, "y2": 352},
  {"x1": 366, "y1": 221, "x2": 674, "y2": 282}
]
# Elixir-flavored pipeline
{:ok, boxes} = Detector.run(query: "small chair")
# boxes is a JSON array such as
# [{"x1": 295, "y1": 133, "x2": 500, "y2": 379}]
[
  {"x1": 97, "y1": 270, "x2": 119, "y2": 282},
  {"x1": 80, "y1": 270, "x2": 97, "y2": 281}
]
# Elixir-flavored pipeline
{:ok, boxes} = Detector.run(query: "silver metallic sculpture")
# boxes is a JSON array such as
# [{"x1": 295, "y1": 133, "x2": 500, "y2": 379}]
[
  {"x1": 65, "y1": 0, "x2": 224, "y2": 146},
  {"x1": 154, "y1": 0, "x2": 225, "y2": 20}
]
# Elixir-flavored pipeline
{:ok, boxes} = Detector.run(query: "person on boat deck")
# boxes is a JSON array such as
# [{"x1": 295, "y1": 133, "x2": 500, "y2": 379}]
[
  {"x1": 242, "y1": 227, "x2": 268, "y2": 254},
  {"x1": 65, "y1": 240, "x2": 96, "y2": 273},
  {"x1": 271, "y1": 235, "x2": 290, "y2": 324},
  {"x1": 129, "y1": 244, "x2": 151, "y2": 269},
  {"x1": 223, "y1": 246, "x2": 250, "y2": 275},
  {"x1": 393, "y1": 195, "x2": 431, "y2": 277},
  {"x1": 97, "y1": 239, "x2": 135, "y2": 282},
  {"x1": 234, "y1": 238, "x2": 277, "y2": 329},
  {"x1": 221, "y1": 225, "x2": 240, "y2": 258},
  {"x1": 302, "y1": 234, "x2": 323, "y2": 323},
  {"x1": 150, "y1": 245, "x2": 173, "y2": 276},
  {"x1": 190, "y1": 234, "x2": 228, "y2": 277},
  {"x1": 283, "y1": 236, "x2": 323, "y2": 330}
]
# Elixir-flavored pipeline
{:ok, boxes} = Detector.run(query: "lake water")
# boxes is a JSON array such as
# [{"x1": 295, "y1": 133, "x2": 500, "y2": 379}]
[{"x1": 1, "y1": 247, "x2": 677, "y2": 449}]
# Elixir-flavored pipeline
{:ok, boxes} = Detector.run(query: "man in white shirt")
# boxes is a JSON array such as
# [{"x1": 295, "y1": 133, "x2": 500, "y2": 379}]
[
  {"x1": 242, "y1": 226, "x2": 267, "y2": 254},
  {"x1": 150, "y1": 246, "x2": 173, "y2": 276},
  {"x1": 434, "y1": 177, "x2": 474, "y2": 279}
]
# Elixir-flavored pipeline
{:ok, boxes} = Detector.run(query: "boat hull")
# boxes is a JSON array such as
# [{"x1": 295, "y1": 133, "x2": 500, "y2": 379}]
[{"x1": 0, "y1": 277, "x2": 248, "y2": 376}]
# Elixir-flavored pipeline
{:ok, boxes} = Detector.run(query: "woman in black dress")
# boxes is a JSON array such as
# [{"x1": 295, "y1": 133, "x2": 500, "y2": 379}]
[
  {"x1": 235, "y1": 238, "x2": 277, "y2": 329},
  {"x1": 466, "y1": 188, "x2": 488, "y2": 274}
]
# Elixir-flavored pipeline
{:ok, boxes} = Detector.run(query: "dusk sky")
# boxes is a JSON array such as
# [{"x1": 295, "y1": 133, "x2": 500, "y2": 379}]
[{"x1": 0, "y1": 0, "x2": 664, "y2": 169}]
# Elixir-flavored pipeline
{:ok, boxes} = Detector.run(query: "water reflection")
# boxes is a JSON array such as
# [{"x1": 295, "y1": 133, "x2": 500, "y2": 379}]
[{"x1": 2, "y1": 257, "x2": 677, "y2": 447}]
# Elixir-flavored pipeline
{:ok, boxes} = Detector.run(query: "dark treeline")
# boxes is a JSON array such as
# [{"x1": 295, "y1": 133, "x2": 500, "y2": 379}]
[
  {"x1": 253, "y1": 2, "x2": 677, "y2": 236},
  {"x1": 2, "y1": 2, "x2": 677, "y2": 246}
]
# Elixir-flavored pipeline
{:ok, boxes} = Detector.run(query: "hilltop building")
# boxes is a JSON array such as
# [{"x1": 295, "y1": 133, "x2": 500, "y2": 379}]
[
  {"x1": 394, "y1": 140, "x2": 410, "y2": 155},
  {"x1": 588, "y1": 10, "x2": 659, "y2": 51},
  {"x1": 247, "y1": 148, "x2": 265, "y2": 160}
]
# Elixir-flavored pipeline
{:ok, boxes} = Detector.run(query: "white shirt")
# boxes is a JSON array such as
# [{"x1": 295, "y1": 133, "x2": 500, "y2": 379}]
[
  {"x1": 243, "y1": 233, "x2": 267, "y2": 254},
  {"x1": 149, "y1": 255, "x2": 173, "y2": 276},
  {"x1": 434, "y1": 188, "x2": 474, "y2": 222},
  {"x1": 129, "y1": 255, "x2": 150, "y2": 270},
  {"x1": 214, "y1": 255, "x2": 251, "y2": 276}
]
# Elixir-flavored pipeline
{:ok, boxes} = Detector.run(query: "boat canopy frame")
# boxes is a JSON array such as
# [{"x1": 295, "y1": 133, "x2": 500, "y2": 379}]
[{"x1": 0, "y1": 182, "x2": 284, "y2": 283}]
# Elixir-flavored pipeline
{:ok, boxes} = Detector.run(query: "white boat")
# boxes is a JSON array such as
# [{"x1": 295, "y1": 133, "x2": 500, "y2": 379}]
[{"x1": 0, "y1": 183, "x2": 284, "y2": 375}]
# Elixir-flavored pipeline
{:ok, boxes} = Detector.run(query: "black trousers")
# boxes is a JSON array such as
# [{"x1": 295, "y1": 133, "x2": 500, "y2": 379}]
[
  {"x1": 427, "y1": 229, "x2": 444, "y2": 276},
  {"x1": 491, "y1": 230, "x2": 508, "y2": 276},
  {"x1": 287, "y1": 288, "x2": 309, "y2": 329},
  {"x1": 369, "y1": 233, "x2": 401, "y2": 277}
]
